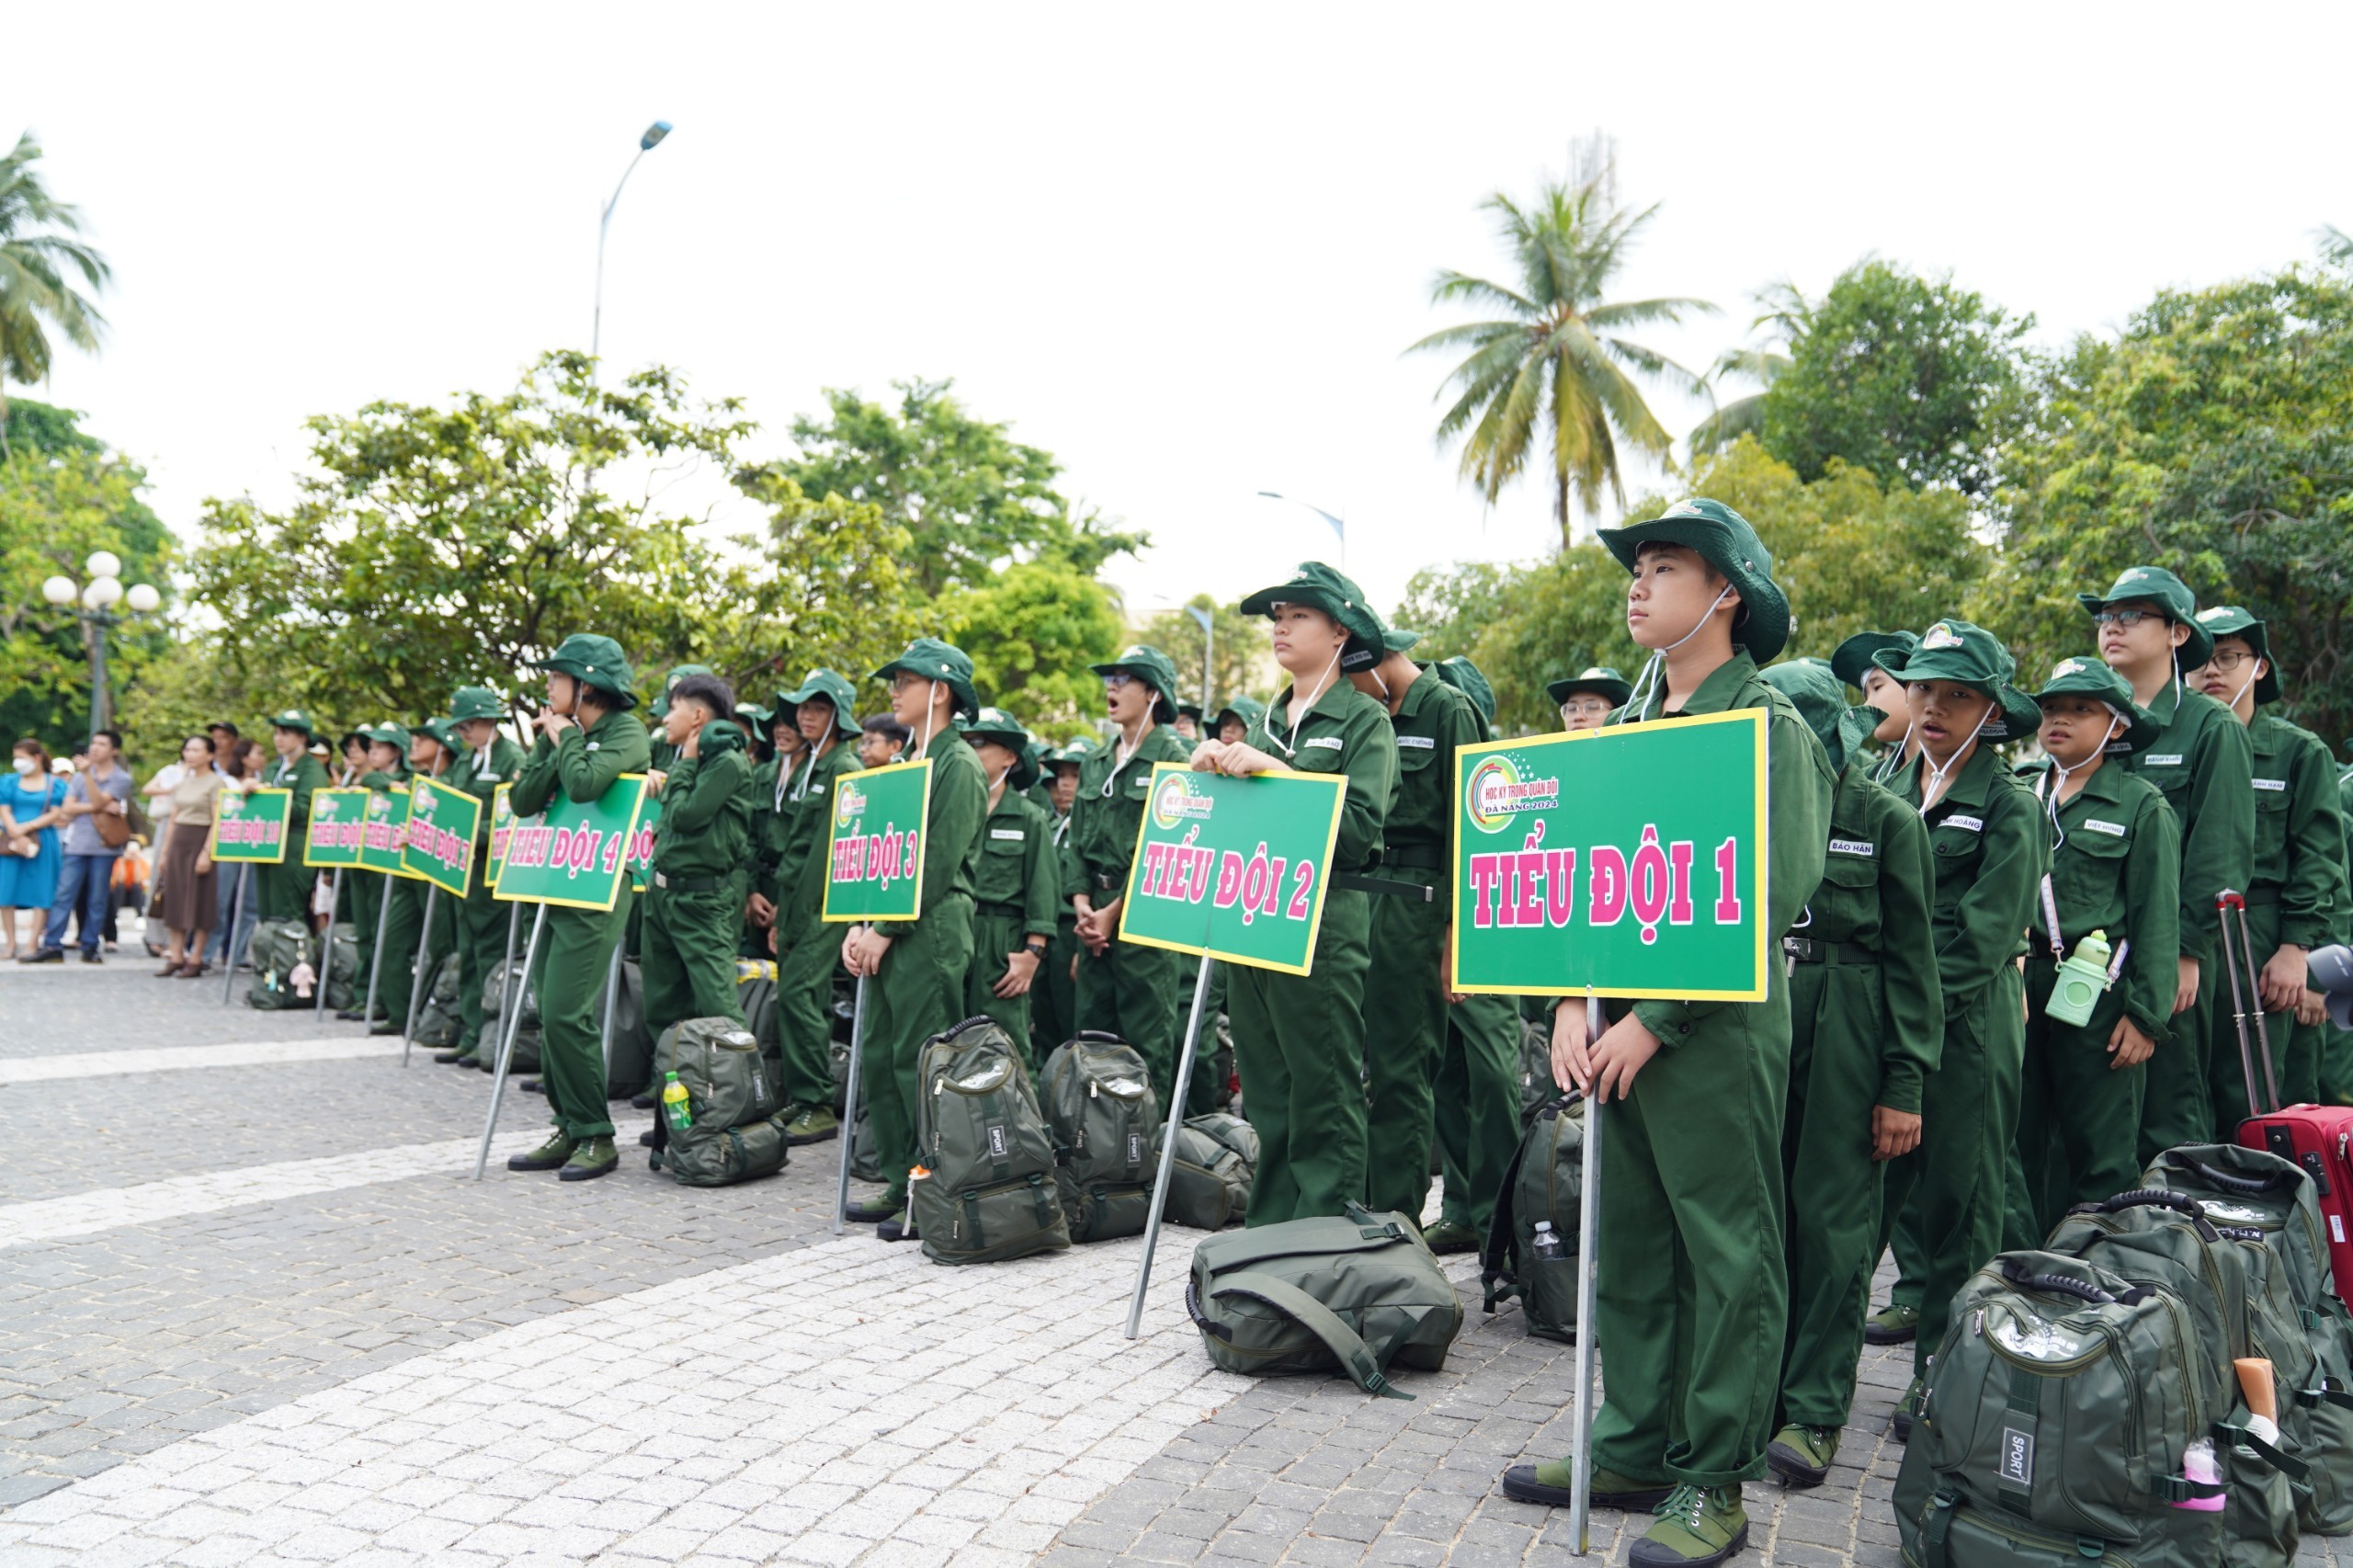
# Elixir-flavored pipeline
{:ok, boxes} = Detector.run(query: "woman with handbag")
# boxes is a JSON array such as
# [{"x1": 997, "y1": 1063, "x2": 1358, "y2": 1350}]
[
  {"x1": 0, "y1": 739, "x2": 69, "y2": 960},
  {"x1": 150, "y1": 735, "x2": 227, "y2": 976}
]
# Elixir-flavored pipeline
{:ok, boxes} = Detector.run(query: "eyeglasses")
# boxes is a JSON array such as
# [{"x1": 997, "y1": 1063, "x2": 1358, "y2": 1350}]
[
  {"x1": 888, "y1": 673, "x2": 923, "y2": 695},
  {"x1": 2091, "y1": 608, "x2": 2163, "y2": 628},
  {"x1": 1560, "y1": 699, "x2": 1611, "y2": 719},
  {"x1": 2206, "y1": 650, "x2": 2258, "y2": 672},
  {"x1": 1102, "y1": 673, "x2": 1137, "y2": 691}
]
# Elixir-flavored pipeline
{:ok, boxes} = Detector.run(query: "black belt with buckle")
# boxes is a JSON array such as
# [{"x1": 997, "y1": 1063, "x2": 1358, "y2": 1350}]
[
  {"x1": 1335, "y1": 871, "x2": 1433, "y2": 902},
  {"x1": 653, "y1": 871, "x2": 724, "y2": 893},
  {"x1": 1383, "y1": 844, "x2": 1444, "y2": 871},
  {"x1": 1781, "y1": 936, "x2": 1877, "y2": 966},
  {"x1": 973, "y1": 899, "x2": 1025, "y2": 921}
]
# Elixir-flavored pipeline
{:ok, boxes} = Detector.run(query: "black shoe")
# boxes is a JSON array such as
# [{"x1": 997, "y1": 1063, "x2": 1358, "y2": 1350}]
[
  {"x1": 637, "y1": 1129, "x2": 657, "y2": 1147},
  {"x1": 521, "y1": 1079, "x2": 544, "y2": 1095},
  {"x1": 631, "y1": 1091, "x2": 657, "y2": 1110},
  {"x1": 335, "y1": 1008, "x2": 366, "y2": 1021},
  {"x1": 18, "y1": 949, "x2": 63, "y2": 964},
  {"x1": 876, "y1": 1209, "x2": 915, "y2": 1244},
  {"x1": 79, "y1": 950, "x2": 103, "y2": 965},
  {"x1": 434, "y1": 1049, "x2": 470, "y2": 1065},
  {"x1": 368, "y1": 1020, "x2": 402, "y2": 1037}
]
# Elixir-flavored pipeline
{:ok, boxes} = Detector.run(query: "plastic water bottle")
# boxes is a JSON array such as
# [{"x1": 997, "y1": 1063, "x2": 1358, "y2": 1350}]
[
  {"x1": 2047, "y1": 928, "x2": 2114, "y2": 1027},
  {"x1": 661, "y1": 1072, "x2": 693, "y2": 1134},
  {"x1": 1531, "y1": 1221, "x2": 1563, "y2": 1261}
]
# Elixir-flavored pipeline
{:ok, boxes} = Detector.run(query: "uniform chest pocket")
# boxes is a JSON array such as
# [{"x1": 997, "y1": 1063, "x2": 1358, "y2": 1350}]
[
  {"x1": 983, "y1": 831, "x2": 1028, "y2": 859},
  {"x1": 1819, "y1": 847, "x2": 1880, "y2": 891},
  {"x1": 1393, "y1": 735, "x2": 1439, "y2": 776},
  {"x1": 1288, "y1": 736, "x2": 1345, "y2": 776},
  {"x1": 2253, "y1": 781, "x2": 2291, "y2": 820},
  {"x1": 1928, "y1": 820, "x2": 1986, "y2": 869}
]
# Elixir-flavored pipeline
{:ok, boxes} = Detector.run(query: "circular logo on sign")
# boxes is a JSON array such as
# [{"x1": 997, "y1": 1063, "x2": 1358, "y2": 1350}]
[
  {"x1": 1152, "y1": 774, "x2": 1194, "y2": 831},
  {"x1": 1465, "y1": 756, "x2": 1520, "y2": 835}
]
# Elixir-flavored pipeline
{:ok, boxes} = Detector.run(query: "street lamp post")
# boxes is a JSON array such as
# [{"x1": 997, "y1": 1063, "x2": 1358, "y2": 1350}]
[
  {"x1": 591, "y1": 120, "x2": 674, "y2": 368},
  {"x1": 41, "y1": 551, "x2": 160, "y2": 739},
  {"x1": 1256, "y1": 491, "x2": 1348, "y2": 572},
  {"x1": 1186, "y1": 606, "x2": 1214, "y2": 720}
]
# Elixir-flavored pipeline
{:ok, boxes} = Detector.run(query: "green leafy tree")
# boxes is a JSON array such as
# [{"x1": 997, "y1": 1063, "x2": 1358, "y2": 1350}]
[
  {"x1": 1409, "y1": 135, "x2": 1712, "y2": 549},
  {"x1": 936, "y1": 561, "x2": 1126, "y2": 733},
  {"x1": 1688, "y1": 281, "x2": 1813, "y2": 456},
  {"x1": 719, "y1": 467, "x2": 923, "y2": 705},
  {"x1": 1135, "y1": 594, "x2": 1271, "y2": 717},
  {"x1": 777, "y1": 377, "x2": 1144, "y2": 594},
  {"x1": 0, "y1": 132, "x2": 111, "y2": 441},
  {"x1": 1758, "y1": 257, "x2": 2029, "y2": 498}
]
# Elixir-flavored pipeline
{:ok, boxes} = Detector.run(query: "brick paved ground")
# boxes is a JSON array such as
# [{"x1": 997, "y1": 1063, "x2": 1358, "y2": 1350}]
[{"x1": 1, "y1": 925, "x2": 2344, "y2": 1566}]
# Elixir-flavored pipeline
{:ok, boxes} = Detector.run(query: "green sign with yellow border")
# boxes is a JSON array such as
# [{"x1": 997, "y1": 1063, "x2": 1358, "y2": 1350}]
[{"x1": 1115, "y1": 764, "x2": 1346, "y2": 977}]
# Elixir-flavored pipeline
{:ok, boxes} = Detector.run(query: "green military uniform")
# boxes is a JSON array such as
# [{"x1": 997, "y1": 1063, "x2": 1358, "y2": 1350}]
[
  {"x1": 1069, "y1": 648, "x2": 1195, "y2": 1107},
  {"x1": 744, "y1": 713, "x2": 794, "y2": 961},
  {"x1": 438, "y1": 690, "x2": 523, "y2": 1065},
  {"x1": 2078, "y1": 569, "x2": 2254, "y2": 1162},
  {"x1": 1226, "y1": 567, "x2": 1398, "y2": 1227},
  {"x1": 2002, "y1": 658, "x2": 2179, "y2": 1246},
  {"x1": 354, "y1": 731, "x2": 422, "y2": 1028},
  {"x1": 398, "y1": 722, "x2": 467, "y2": 1036},
  {"x1": 2188, "y1": 608, "x2": 2346, "y2": 1120},
  {"x1": 1547, "y1": 665, "x2": 1633, "y2": 723},
  {"x1": 857, "y1": 642, "x2": 989, "y2": 1216},
  {"x1": 1029, "y1": 743, "x2": 1090, "y2": 1065},
  {"x1": 641, "y1": 713, "x2": 753, "y2": 1037},
  {"x1": 1872, "y1": 623, "x2": 2046, "y2": 1404},
  {"x1": 1354, "y1": 639, "x2": 1485, "y2": 1221},
  {"x1": 770, "y1": 670, "x2": 862, "y2": 1134},
  {"x1": 506, "y1": 635, "x2": 652, "y2": 1179},
  {"x1": 959, "y1": 710, "x2": 1061, "y2": 1061},
  {"x1": 1754, "y1": 663, "x2": 1941, "y2": 1474},
  {"x1": 253, "y1": 711, "x2": 330, "y2": 924}
]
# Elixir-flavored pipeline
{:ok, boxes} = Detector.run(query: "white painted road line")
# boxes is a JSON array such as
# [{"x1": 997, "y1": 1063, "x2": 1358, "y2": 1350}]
[{"x1": 0, "y1": 1036, "x2": 403, "y2": 1084}]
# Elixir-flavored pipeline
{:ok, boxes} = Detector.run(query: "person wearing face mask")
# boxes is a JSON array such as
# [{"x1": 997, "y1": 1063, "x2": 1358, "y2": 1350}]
[
  {"x1": 955, "y1": 709, "x2": 1060, "y2": 1063},
  {"x1": 435, "y1": 688, "x2": 525, "y2": 1069},
  {"x1": 1999, "y1": 657, "x2": 2177, "y2": 1247},
  {"x1": 640, "y1": 672, "x2": 755, "y2": 1043},
  {"x1": 840, "y1": 639, "x2": 989, "y2": 1241},
  {"x1": 1501, "y1": 502, "x2": 1831, "y2": 1568},
  {"x1": 765, "y1": 669, "x2": 863, "y2": 1147},
  {"x1": 1865, "y1": 620, "x2": 2045, "y2": 1444},
  {"x1": 1546, "y1": 666, "x2": 1632, "y2": 733},
  {"x1": 1068, "y1": 645, "x2": 1195, "y2": 1107},
  {"x1": 1194, "y1": 563, "x2": 1396, "y2": 1229},
  {"x1": 2081, "y1": 567, "x2": 2253, "y2": 1161},
  {"x1": 2187, "y1": 607, "x2": 2347, "y2": 1122}
]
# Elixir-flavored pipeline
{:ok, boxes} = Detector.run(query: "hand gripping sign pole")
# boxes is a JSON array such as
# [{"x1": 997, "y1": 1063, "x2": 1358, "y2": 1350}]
[
  {"x1": 476, "y1": 903, "x2": 550, "y2": 1180},
  {"x1": 830, "y1": 960, "x2": 870, "y2": 1236},
  {"x1": 1125, "y1": 955, "x2": 1217, "y2": 1338},
  {"x1": 400, "y1": 886, "x2": 439, "y2": 1068},
  {"x1": 1569, "y1": 991, "x2": 1605, "y2": 1555}
]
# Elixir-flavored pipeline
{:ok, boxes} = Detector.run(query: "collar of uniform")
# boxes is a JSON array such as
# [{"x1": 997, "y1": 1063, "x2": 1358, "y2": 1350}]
[
  {"x1": 2247, "y1": 711, "x2": 2287, "y2": 761},
  {"x1": 1385, "y1": 661, "x2": 1436, "y2": 722},
  {"x1": 2141, "y1": 676, "x2": 2185, "y2": 731},
  {"x1": 2058, "y1": 756, "x2": 2135, "y2": 813},
  {"x1": 922, "y1": 725, "x2": 964, "y2": 763},
  {"x1": 576, "y1": 708, "x2": 624, "y2": 743},
  {"x1": 1637, "y1": 650, "x2": 1758, "y2": 722},
  {"x1": 1922, "y1": 739, "x2": 2002, "y2": 813},
  {"x1": 1279, "y1": 670, "x2": 1363, "y2": 730}
]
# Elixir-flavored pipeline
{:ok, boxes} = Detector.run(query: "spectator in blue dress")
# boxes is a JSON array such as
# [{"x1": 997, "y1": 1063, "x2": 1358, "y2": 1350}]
[{"x1": 1, "y1": 739, "x2": 69, "y2": 960}]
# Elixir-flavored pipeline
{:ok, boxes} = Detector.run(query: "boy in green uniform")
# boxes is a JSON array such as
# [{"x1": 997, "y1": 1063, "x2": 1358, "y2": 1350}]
[
  {"x1": 2002, "y1": 657, "x2": 2178, "y2": 1244},
  {"x1": 338, "y1": 722, "x2": 410, "y2": 1023},
  {"x1": 1194, "y1": 563, "x2": 1395, "y2": 1228},
  {"x1": 1069, "y1": 646, "x2": 1195, "y2": 1106},
  {"x1": 371, "y1": 722, "x2": 455, "y2": 1037},
  {"x1": 1548, "y1": 666, "x2": 1631, "y2": 733},
  {"x1": 1500, "y1": 502, "x2": 1830, "y2": 1568},
  {"x1": 1868, "y1": 621, "x2": 2045, "y2": 1441},
  {"x1": 437, "y1": 688, "x2": 523, "y2": 1067},
  {"x1": 1347, "y1": 618, "x2": 1486, "y2": 1222},
  {"x1": 2188, "y1": 607, "x2": 2347, "y2": 1117},
  {"x1": 840, "y1": 639, "x2": 988, "y2": 1241},
  {"x1": 253, "y1": 710, "x2": 329, "y2": 925},
  {"x1": 2082, "y1": 568, "x2": 2252, "y2": 1162},
  {"x1": 743, "y1": 703, "x2": 799, "y2": 960},
  {"x1": 641, "y1": 672, "x2": 753, "y2": 1036},
  {"x1": 505, "y1": 633, "x2": 652, "y2": 1183},
  {"x1": 767, "y1": 669, "x2": 862, "y2": 1144},
  {"x1": 1753, "y1": 660, "x2": 1942, "y2": 1489},
  {"x1": 958, "y1": 709, "x2": 1060, "y2": 1061},
  {"x1": 1211, "y1": 698, "x2": 1265, "y2": 745},
  {"x1": 1029, "y1": 744, "x2": 1088, "y2": 1063}
]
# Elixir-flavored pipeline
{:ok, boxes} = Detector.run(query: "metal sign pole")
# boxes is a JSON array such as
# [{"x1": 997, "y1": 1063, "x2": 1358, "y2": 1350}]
[
  {"x1": 1569, "y1": 992, "x2": 1606, "y2": 1555},
  {"x1": 219, "y1": 865, "x2": 252, "y2": 1005},
  {"x1": 475, "y1": 904, "x2": 550, "y2": 1179},
  {"x1": 495, "y1": 903, "x2": 520, "y2": 1043},
  {"x1": 830, "y1": 971, "x2": 870, "y2": 1236},
  {"x1": 598, "y1": 942, "x2": 624, "y2": 1072},
  {"x1": 400, "y1": 886, "x2": 439, "y2": 1067},
  {"x1": 1126, "y1": 957, "x2": 1218, "y2": 1338}
]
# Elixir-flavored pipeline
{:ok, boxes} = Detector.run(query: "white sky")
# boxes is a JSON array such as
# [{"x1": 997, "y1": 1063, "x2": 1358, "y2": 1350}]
[{"x1": 15, "y1": 2, "x2": 2351, "y2": 629}]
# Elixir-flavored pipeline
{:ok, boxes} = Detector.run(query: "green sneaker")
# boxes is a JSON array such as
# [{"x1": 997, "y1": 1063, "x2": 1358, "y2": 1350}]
[
  {"x1": 786, "y1": 1105, "x2": 841, "y2": 1146},
  {"x1": 1892, "y1": 1376, "x2": 1924, "y2": 1442},
  {"x1": 1500, "y1": 1462, "x2": 1673, "y2": 1511},
  {"x1": 1863, "y1": 1301, "x2": 1920, "y2": 1345},
  {"x1": 559, "y1": 1136, "x2": 619, "y2": 1182},
  {"x1": 1628, "y1": 1483, "x2": 1748, "y2": 1567},
  {"x1": 1766, "y1": 1424, "x2": 1838, "y2": 1488},
  {"x1": 1422, "y1": 1220, "x2": 1481, "y2": 1256},
  {"x1": 506, "y1": 1131, "x2": 574, "y2": 1172}
]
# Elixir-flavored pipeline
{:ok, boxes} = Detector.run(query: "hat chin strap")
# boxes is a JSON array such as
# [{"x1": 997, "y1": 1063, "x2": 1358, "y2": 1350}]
[
  {"x1": 1620, "y1": 582, "x2": 1733, "y2": 724},
  {"x1": 1917, "y1": 704, "x2": 1994, "y2": 818}
]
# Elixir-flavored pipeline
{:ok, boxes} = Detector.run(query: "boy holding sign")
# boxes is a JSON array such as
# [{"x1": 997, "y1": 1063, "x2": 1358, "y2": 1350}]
[
  {"x1": 1502, "y1": 502, "x2": 1830, "y2": 1568},
  {"x1": 439, "y1": 687, "x2": 524, "y2": 1068}
]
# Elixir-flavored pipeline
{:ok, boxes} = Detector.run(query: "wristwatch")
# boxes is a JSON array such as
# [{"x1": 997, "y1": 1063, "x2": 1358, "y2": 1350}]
[{"x1": 1024, "y1": 938, "x2": 1049, "y2": 957}]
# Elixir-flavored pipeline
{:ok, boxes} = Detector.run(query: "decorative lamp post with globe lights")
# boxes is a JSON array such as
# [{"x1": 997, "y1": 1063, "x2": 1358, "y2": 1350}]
[{"x1": 41, "y1": 551, "x2": 160, "y2": 740}]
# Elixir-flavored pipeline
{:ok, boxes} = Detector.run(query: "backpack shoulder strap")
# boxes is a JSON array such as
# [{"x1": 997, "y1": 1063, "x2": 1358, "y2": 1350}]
[
  {"x1": 1210, "y1": 1270, "x2": 1411, "y2": 1399},
  {"x1": 1481, "y1": 1115, "x2": 1535, "y2": 1311}
]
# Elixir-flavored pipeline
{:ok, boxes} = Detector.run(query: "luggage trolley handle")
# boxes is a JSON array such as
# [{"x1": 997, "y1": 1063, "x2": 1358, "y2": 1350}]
[{"x1": 2216, "y1": 890, "x2": 2282, "y2": 1116}]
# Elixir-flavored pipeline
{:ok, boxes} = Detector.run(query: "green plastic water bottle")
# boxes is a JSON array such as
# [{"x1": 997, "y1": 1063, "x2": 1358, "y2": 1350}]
[
  {"x1": 661, "y1": 1071, "x2": 693, "y2": 1133},
  {"x1": 2047, "y1": 928, "x2": 2113, "y2": 1027}
]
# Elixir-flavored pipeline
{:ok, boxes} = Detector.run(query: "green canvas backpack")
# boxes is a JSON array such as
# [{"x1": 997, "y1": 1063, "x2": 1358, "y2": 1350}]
[
  {"x1": 595, "y1": 960, "x2": 653, "y2": 1098},
  {"x1": 911, "y1": 1017, "x2": 1069, "y2": 1266},
  {"x1": 1041, "y1": 1032, "x2": 1160, "y2": 1243},
  {"x1": 483, "y1": 960, "x2": 541, "y2": 1074},
  {"x1": 1187, "y1": 1202, "x2": 1462, "y2": 1399},
  {"x1": 408, "y1": 952, "x2": 464, "y2": 1048},
  {"x1": 650, "y1": 1017, "x2": 790, "y2": 1187},
  {"x1": 1481, "y1": 1092, "x2": 1585, "y2": 1344},
  {"x1": 1517, "y1": 1014, "x2": 1559, "y2": 1129},
  {"x1": 1165, "y1": 1112, "x2": 1258, "y2": 1230},
  {"x1": 830, "y1": 1036, "x2": 882, "y2": 1182},
  {"x1": 244, "y1": 919, "x2": 318, "y2": 1010}
]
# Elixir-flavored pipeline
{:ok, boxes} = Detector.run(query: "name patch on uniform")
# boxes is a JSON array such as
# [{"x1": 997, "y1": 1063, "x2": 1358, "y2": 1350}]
[
  {"x1": 476, "y1": 772, "x2": 500, "y2": 781},
  {"x1": 585, "y1": 741, "x2": 600, "y2": 752},
  {"x1": 1826, "y1": 837, "x2": 1875, "y2": 858},
  {"x1": 2255, "y1": 778, "x2": 2287, "y2": 791},
  {"x1": 1944, "y1": 814, "x2": 1984, "y2": 833},
  {"x1": 1397, "y1": 735, "x2": 1436, "y2": 750},
  {"x1": 2083, "y1": 819, "x2": 2128, "y2": 837},
  {"x1": 989, "y1": 828, "x2": 1025, "y2": 842},
  {"x1": 2145, "y1": 754, "x2": 2183, "y2": 767},
  {"x1": 1305, "y1": 736, "x2": 1344, "y2": 751}
]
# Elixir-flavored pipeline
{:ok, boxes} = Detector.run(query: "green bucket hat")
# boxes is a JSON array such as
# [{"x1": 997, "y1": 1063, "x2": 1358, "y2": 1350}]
[
  {"x1": 1830, "y1": 631, "x2": 1919, "y2": 692},
  {"x1": 1430, "y1": 657, "x2": 1497, "y2": 733},
  {"x1": 267, "y1": 708, "x2": 319, "y2": 738},
  {"x1": 1176, "y1": 701, "x2": 1205, "y2": 724},
  {"x1": 1089, "y1": 644, "x2": 1182, "y2": 724},
  {"x1": 1545, "y1": 665, "x2": 1634, "y2": 710},
  {"x1": 2191, "y1": 605, "x2": 2279, "y2": 704},
  {"x1": 653, "y1": 664, "x2": 717, "y2": 717},
  {"x1": 2029, "y1": 655, "x2": 2165, "y2": 755},
  {"x1": 533, "y1": 633, "x2": 640, "y2": 708},
  {"x1": 780, "y1": 668, "x2": 861, "y2": 738},
  {"x1": 1237, "y1": 562, "x2": 1388, "y2": 651},
  {"x1": 870, "y1": 638, "x2": 980, "y2": 720},
  {"x1": 1211, "y1": 696, "x2": 1267, "y2": 734},
  {"x1": 415, "y1": 718, "x2": 457, "y2": 751},
  {"x1": 363, "y1": 721, "x2": 412, "y2": 749},
  {"x1": 447, "y1": 687, "x2": 504, "y2": 724},
  {"x1": 735, "y1": 701, "x2": 776, "y2": 730},
  {"x1": 1597, "y1": 497, "x2": 1792, "y2": 663},
  {"x1": 959, "y1": 707, "x2": 1038, "y2": 790},
  {"x1": 1761, "y1": 660, "x2": 1879, "y2": 774},
  {"x1": 1340, "y1": 620, "x2": 1422, "y2": 676},
  {"x1": 1870, "y1": 618, "x2": 2041, "y2": 742},
  {"x1": 2077, "y1": 566, "x2": 2213, "y2": 671}
]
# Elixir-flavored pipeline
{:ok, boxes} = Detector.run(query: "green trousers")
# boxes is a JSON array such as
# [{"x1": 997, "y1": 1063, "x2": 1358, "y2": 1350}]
[
  {"x1": 1591, "y1": 973, "x2": 1790, "y2": 1489},
  {"x1": 1360, "y1": 878, "x2": 1447, "y2": 1219},
  {"x1": 454, "y1": 866, "x2": 511, "y2": 1056},
  {"x1": 965, "y1": 909, "x2": 1033, "y2": 1068},
  {"x1": 1075, "y1": 936, "x2": 1181, "y2": 1109},
  {"x1": 350, "y1": 870, "x2": 388, "y2": 999},
  {"x1": 1029, "y1": 915, "x2": 1080, "y2": 1066},
  {"x1": 1174, "y1": 957, "x2": 1224, "y2": 1116},
  {"x1": 377, "y1": 878, "x2": 426, "y2": 1028},
  {"x1": 527, "y1": 892, "x2": 631, "y2": 1142},
  {"x1": 2006, "y1": 956, "x2": 2147, "y2": 1249},
  {"x1": 1433, "y1": 990, "x2": 1520, "y2": 1233},
  {"x1": 774, "y1": 917, "x2": 840, "y2": 1110},
  {"x1": 2141, "y1": 961, "x2": 2216, "y2": 1165},
  {"x1": 1779, "y1": 958, "x2": 1890, "y2": 1430},
  {"x1": 1226, "y1": 889, "x2": 1370, "y2": 1227},
  {"x1": 641, "y1": 879, "x2": 748, "y2": 1040},
  {"x1": 861, "y1": 895, "x2": 975, "y2": 1207},
  {"x1": 2206, "y1": 899, "x2": 2316, "y2": 1127},
  {"x1": 1876, "y1": 965, "x2": 2026, "y2": 1380},
  {"x1": 253, "y1": 860, "x2": 313, "y2": 924}
]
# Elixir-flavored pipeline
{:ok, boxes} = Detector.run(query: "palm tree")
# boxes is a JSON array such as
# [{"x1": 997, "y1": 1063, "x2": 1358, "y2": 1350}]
[
  {"x1": 2319, "y1": 224, "x2": 2352, "y2": 269},
  {"x1": 1409, "y1": 137, "x2": 1712, "y2": 549},
  {"x1": 1688, "y1": 279, "x2": 1814, "y2": 457},
  {"x1": 0, "y1": 131, "x2": 112, "y2": 443}
]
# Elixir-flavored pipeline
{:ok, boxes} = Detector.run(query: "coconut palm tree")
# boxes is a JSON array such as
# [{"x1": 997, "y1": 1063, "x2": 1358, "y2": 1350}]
[
  {"x1": 1688, "y1": 279, "x2": 1815, "y2": 457},
  {"x1": 1409, "y1": 138, "x2": 1712, "y2": 549},
  {"x1": 0, "y1": 131, "x2": 112, "y2": 440}
]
